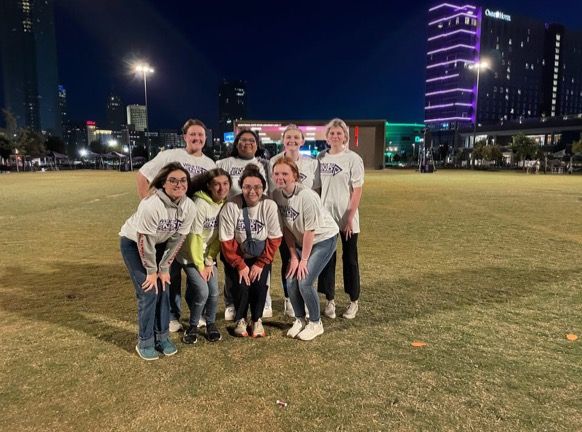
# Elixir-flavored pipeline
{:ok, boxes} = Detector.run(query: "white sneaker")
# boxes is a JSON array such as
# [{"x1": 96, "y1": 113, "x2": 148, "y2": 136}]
[
  {"x1": 297, "y1": 320, "x2": 324, "y2": 341},
  {"x1": 224, "y1": 305, "x2": 236, "y2": 321},
  {"x1": 305, "y1": 306, "x2": 310, "y2": 319},
  {"x1": 343, "y1": 301, "x2": 359, "y2": 319},
  {"x1": 197, "y1": 317, "x2": 207, "y2": 328},
  {"x1": 262, "y1": 305, "x2": 273, "y2": 318},
  {"x1": 287, "y1": 318, "x2": 305, "y2": 338},
  {"x1": 284, "y1": 298, "x2": 295, "y2": 318},
  {"x1": 169, "y1": 319, "x2": 183, "y2": 333},
  {"x1": 234, "y1": 318, "x2": 248, "y2": 337},
  {"x1": 324, "y1": 299, "x2": 336, "y2": 319}
]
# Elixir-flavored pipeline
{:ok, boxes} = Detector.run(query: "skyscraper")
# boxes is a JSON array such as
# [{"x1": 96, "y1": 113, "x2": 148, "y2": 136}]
[
  {"x1": 106, "y1": 92, "x2": 125, "y2": 131},
  {"x1": 425, "y1": 3, "x2": 582, "y2": 138},
  {"x1": 0, "y1": 0, "x2": 60, "y2": 134},
  {"x1": 219, "y1": 79, "x2": 247, "y2": 140},
  {"x1": 126, "y1": 104, "x2": 148, "y2": 132}
]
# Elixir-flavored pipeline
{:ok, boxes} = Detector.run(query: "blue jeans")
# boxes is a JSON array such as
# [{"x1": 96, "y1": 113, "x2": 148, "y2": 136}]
[
  {"x1": 182, "y1": 263, "x2": 219, "y2": 327},
  {"x1": 120, "y1": 237, "x2": 170, "y2": 348},
  {"x1": 286, "y1": 236, "x2": 336, "y2": 323},
  {"x1": 169, "y1": 260, "x2": 183, "y2": 321}
]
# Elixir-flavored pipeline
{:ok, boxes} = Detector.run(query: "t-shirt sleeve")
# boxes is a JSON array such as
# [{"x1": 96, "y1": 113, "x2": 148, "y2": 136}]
[
  {"x1": 301, "y1": 193, "x2": 320, "y2": 232},
  {"x1": 178, "y1": 201, "x2": 196, "y2": 235},
  {"x1": 139, "y1": 152, "x2": 167, "y2": 182},
  {"x1": 190, "y1": 201, "x2": 206, "y2": 235},
  {"x1": 219, "y1": 202, "x2": 236, "y2": 241},
  {"x1": 311, "y1": 159, "x2": 321, "y2": 190},
  {"x1": 350, "y1": 154, "x2": 365, "y2": 188},
  {"x1": 136, "y1": 199, "x2": 161, "y2": 235},
  {"x1": 265, "y1": 200, "x2": 282, "y2": 239}
]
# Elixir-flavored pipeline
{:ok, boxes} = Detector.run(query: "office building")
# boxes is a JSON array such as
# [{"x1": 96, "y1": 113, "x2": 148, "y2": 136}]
[
  {"x1": 106, "y1": 92, "x2": 125, "y2": 131},
  {"x1": 0, "y1": 0, "x2": 60, "y2": 134},
  {"x1": 126, "y1": 104, "x2": 148, "y2": 132},
  {"x1": 219, "y1": 80, "x2": 247, "y2": 139},
  {"x1": 425, "y1": 3, "x2": 582, "y2": 145}
]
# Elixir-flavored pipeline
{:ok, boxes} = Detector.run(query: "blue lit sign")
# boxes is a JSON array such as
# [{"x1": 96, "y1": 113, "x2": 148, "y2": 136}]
[{"x1": 223, "y1": 132, "x2": 234, "y2": 143}]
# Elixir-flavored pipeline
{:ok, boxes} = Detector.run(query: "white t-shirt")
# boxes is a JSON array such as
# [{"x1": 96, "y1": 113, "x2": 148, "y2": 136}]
[
  {"x1": 216, "y1": 156, "x2": 268, "y2": 198},
  {"x1": 119, "y1": 192, "x2": 195, "y2": 244},
  {"x1": 268, "y1": 152, "x2": 320, "y2": 193},
  {"x1": 219, "y1": 195, "x2": 282, "y2": 247},
  {"x1": 317, "y1": 149, "x2": 364, "y2": 233},
  {"x1": 272, "y1": 183, "x2": 339, "y2": 247},
  {"x1": 139, "y1": 148, "x2": 216, "y2": 181}
]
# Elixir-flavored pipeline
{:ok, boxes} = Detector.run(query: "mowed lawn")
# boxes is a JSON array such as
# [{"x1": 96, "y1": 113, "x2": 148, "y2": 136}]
[{"x1": 0, "y1": 169, "x2": 581, "y2": 431}]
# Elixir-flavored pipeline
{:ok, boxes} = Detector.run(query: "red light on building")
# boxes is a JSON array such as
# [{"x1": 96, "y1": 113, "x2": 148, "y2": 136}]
[
  {"x1": 86, "y1": 120, "x2": 96, "y2": 126},
  {"x1": 354, "y1": 126, "x2": 359, "y2": 147}
]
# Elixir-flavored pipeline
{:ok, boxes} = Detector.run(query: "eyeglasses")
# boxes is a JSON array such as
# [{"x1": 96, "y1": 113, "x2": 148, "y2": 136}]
[
  {"x1": 242, "y1": 185, "x2": 263, "y2": 193},
  {"x1": 166, "y1": 177, "x2": 188, "y2": 186},
  {"x1": 239, "y1": 138, "x2": 257, "y2": 144}
]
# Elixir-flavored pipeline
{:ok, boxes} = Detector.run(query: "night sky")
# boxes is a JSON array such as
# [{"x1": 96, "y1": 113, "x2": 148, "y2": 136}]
[{"x1": 53, "y1": 0, "x2": 582, "y2": 132}]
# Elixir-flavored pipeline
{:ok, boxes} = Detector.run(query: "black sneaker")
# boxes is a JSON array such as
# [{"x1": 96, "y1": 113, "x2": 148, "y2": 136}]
[
  {"x1": 181, "y1": 326, "x2": 198, "y2": 344},
  {"x1": 206, "y1": 322, "x2": 222, "y2": 342}
]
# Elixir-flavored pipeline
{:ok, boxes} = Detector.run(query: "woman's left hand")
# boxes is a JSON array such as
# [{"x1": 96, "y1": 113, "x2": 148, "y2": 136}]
[
  {"x1": 249, "y1": 264, "x2": 263, "y2": 282},
  {"x1": 158, "y1": 272, "x2": 171, "y2": 291},
  {"x1": 297, "y1": 259, "x2": 309, "y2": 280}
]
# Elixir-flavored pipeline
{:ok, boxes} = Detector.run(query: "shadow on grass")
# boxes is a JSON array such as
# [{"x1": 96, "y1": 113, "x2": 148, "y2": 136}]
[{"x1": 0, "y1": 262, "x2": 138, "y2": 353}]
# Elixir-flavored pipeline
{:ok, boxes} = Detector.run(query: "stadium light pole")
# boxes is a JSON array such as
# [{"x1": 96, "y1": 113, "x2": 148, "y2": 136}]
[{"x1": 135, "y1": 63, "x2": 154, "y2": 159}]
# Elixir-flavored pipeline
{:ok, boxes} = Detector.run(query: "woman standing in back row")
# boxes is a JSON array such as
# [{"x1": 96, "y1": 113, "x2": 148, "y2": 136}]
[
  {"x1": 268, "y1": 124, "x2": 320, "y2": 317},
  {"x1": 317, "y1": 118, "x2": 364, "y2": 320}
]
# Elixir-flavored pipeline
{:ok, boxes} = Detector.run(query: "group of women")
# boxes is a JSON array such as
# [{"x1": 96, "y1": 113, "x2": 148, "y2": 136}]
[{"x1": 119, "y1": 118, "x2": 364, "y2": 360}]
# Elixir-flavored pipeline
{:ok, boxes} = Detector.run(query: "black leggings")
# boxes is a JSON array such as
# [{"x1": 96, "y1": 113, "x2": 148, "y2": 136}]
[
  {"x1": 225, "y1": 259, "x2": 271, "y2": 322},
  {"x1": 317, "y1": 232, "x2": 360, "y2": 302}
]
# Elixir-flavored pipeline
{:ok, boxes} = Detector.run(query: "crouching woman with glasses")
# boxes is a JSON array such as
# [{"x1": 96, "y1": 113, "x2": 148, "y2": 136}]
[
  {"x1": 120, "y1": 162, "x2": 196, "y2": 360},
  {"x1": 219, "y1": 165, "x2": 282, "y2": 338},
  {"x1": 271, "y1": 157, "x2": 339, "y2": 341}
]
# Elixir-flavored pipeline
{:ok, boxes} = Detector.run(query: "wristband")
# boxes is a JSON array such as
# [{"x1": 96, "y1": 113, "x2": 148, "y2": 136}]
[{"x1": 301, "y1": 258, "x2": 309, "y2": 262}]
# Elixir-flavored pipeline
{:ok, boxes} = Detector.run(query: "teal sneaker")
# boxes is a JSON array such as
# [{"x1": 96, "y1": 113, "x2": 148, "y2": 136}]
[
  {"x1": 155, "y1": 339, "x2": 178, "y2": 356},
  {"x1": 135, "y1": 345, "x2": 159, "y2": 361}
]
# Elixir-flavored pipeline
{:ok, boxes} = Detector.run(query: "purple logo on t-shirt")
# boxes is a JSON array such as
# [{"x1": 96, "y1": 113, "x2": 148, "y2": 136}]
[
  {"x1": 279, "y1": 206, "x2": 299, "y2": 221},
  {"x1": 236, "y1": 218, "x2": 265, "y2": 235},
  {"x1": 320, "y1": 163, "x2": 343, "y2": 176},
  {"x1": 181, "y1": 163, "x2": 208, "y2": 176},
  {"x1": 157, "y1": 219, "x2": 183, "y2": 232},
  {"x1": 229, "y1": 167, "x2": 245, "y2": 177},
  {"x1": 203, "y1": 217, "x2": 218, "y2": 230}
]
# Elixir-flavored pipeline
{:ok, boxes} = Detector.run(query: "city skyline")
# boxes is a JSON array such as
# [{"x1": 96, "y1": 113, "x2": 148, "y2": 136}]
[{"x1": 2, "y1": 0, "x2": 582, "y2": 133}]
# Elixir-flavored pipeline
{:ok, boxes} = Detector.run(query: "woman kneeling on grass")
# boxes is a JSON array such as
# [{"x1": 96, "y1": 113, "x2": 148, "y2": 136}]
[
  {"x1": 219, "y1": 165, "x2": 282, "y2": 338},
  {"x1": 271, "y1": 157, "x2": 339, "y2": 341},
  {"x1": 176, "y1": 168, "x2": 231, "y2": 345},
  {"x1": 120, "y1": 162, "x2": 196, "y2": 361}
]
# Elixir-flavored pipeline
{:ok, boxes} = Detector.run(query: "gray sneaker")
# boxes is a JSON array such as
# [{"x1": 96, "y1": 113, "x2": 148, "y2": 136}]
[
  {"x1": 342, "y1": 301, "x2": 359, "y2": 319},
  {"x1": 234, "y1": 318, "x2": 248, "y2": 337},
  {"x1": 297, "y1": 320, "x2": 324, "y2": 341},
  {"x1": 287, "y1": 318, "x2": 304, "y2": 338},
  {"x1": 169, "y1": 319, "x2": 183, "y2": 333},
  {"x1": 324, "y1": 300, "x2": 336, "y2": 319}
]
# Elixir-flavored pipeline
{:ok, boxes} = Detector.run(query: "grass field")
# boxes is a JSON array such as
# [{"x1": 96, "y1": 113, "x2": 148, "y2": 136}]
[{"x1": 0, "y1": 169, "x2": 581, "y2": 431}]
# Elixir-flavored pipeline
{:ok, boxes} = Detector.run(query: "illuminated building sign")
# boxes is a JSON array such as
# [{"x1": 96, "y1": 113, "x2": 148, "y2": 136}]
[
  {"x1": 86, "y1": 120, "x2": 96, "y2": 126},
  {"x1": 485, "y1": 9, "x2": 511, "y2": 22}
]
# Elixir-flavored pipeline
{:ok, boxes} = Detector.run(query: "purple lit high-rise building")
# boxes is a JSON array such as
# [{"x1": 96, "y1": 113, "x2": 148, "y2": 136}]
[
  {"x1": 425, "y1": 3, "x2": 480, "y2": 130},
  {"x1": 425, "y1": 3, "x2": 582, "y2": 143}
]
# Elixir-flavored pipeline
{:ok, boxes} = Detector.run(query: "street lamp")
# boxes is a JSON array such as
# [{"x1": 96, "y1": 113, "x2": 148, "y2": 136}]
[
  {"x1": 108, "y1": 139, "x2": 118, "y2": 148},
  {"x1": 134, "y1": 62, "x2": 154, "y2": 160},
  {"x1": 468, "y1": 60, "x2": 489, "y2": 152},
  {"x1": 134, "y1": 63, "x2": 154, "y2": 130}
]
